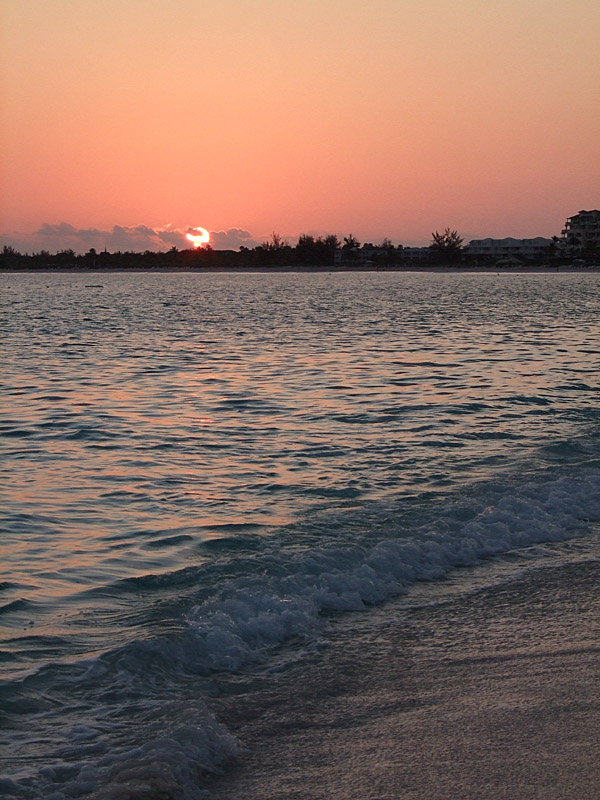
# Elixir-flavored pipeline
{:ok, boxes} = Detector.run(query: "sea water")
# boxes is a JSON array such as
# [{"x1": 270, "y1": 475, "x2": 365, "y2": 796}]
[{"x1": 1, "y1": 270, "x2": 599, "y2": 798}]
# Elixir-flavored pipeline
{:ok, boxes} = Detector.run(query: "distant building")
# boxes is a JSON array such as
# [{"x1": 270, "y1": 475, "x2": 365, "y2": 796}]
[
  {"x1": 357, "y1": 246, "x2": 390, "y2": 265},
  {"x1": 401, "y1": 247, "x2": 430, "y2": 262},
  {"x1": 334, "y1": 245, "x2": 397, "y2": 266},
  {"x1": 561, "y1": 210, "x2": 600, "y2": 253},
  {"x1": 333, "y1": 247, "x2": 360, "y2": 266},
  {"x1": 463, "y1": 237, "x2": 553, "y2": 261}
]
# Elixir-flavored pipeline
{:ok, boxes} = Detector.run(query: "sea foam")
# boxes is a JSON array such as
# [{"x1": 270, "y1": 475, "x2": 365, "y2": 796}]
[{"x1": 2, "y1": 469, "x2": 599, "y2": 799}]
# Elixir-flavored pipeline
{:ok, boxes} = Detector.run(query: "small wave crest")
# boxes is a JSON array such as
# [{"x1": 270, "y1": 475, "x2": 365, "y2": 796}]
[
  {"x1": 2, "y1": 468, "x2": 599, "y2": 798},
  {"x1": 183, "y1": 469, "x2": 600, "y2": 673}
]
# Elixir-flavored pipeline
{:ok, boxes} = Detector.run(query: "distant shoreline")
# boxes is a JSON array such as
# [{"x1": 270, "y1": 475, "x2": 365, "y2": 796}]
[{"x1": 2, "y1": 265, "x2": 599, "y2": 275}]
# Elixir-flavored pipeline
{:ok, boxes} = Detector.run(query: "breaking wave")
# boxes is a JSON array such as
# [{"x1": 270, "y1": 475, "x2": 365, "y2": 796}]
[{"x1": 2, "y1": 467, "x2": 599, "y2": 799}]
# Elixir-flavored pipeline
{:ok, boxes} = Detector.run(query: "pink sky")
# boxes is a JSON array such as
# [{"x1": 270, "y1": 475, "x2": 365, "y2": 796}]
[{"x1": 1, "y1": 0, "x2": 598, "y2": 252}]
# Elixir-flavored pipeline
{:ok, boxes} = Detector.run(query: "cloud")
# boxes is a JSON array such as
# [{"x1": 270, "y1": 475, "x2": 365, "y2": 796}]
[
  {"x1": 0, "y1": 224, "x2": 259, "y2": 254},
  {"x1": 0, "y1": 223, "x2": 185, "y2": 254},
  {"x1": 207, "y1": 228, "x2": 259, "y2": 250}
]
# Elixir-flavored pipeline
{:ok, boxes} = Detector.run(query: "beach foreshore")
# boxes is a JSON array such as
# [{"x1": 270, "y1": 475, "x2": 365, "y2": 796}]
[{"x1": 208, "y1": 558, "x2": 600, "y2": 799}]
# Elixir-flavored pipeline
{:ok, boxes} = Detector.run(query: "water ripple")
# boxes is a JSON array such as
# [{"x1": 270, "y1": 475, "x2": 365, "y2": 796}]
[{"x1": 1, "y1": 269, "x2": 599, "y2": 660}]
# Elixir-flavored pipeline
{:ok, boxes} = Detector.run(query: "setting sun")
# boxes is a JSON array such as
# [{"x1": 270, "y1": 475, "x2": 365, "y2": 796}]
[{"x1": 186, "y1": 227, "x2": 210, "y2": 248}]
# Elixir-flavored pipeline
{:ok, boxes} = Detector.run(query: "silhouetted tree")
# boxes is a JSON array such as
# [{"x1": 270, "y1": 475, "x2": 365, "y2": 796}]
[
  {"x1": 295, "y1": 234, "x2": 317, "y2": 264},
  {"x1": 565, "y1": 234, "x2": 580, "y2": 253},
  {"x1": 0, "y1": 245, "x2": 22, "y2": 269},
  {"x1": 259, "y1": 233, "x2": 293, "y2": 266},
  {"x1": 263, "y1": 232, "x2": 287, "y2": 251},
  {"x1": 541, "y1": 236, "x2": 560, "y2": 262},
  {"x1": 343, "y1": 234, "x2": 360, "y2": 250},
  {"x1": 430, "y1": 229, "x2": 463, "y2": 263}
]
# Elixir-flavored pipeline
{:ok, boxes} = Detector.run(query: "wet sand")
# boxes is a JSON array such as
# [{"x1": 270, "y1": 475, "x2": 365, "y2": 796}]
[{"x1": 209, "y1": 559, "x2": 600, "y2": 799}]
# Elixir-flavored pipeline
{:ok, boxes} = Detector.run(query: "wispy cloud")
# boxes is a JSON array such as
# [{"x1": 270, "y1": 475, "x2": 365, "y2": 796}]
[{"x1": 0, "y1": 223, "x2": 259, "y2": 254}]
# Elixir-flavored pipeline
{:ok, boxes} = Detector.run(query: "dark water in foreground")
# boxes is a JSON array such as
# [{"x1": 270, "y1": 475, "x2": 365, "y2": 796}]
[{"x1": 1, "y1": 271, "x2": 599, "y2": 798}]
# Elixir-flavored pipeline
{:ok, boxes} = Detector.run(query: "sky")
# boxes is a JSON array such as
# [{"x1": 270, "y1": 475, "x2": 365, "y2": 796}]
[{"x1": 1, "y1": 0, "x2": 599, "y2": 253}]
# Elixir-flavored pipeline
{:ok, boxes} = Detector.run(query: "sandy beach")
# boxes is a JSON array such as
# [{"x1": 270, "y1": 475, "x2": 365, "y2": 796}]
[{"x1": 209, "y1": 558, "x2": 600, "y2": 799}]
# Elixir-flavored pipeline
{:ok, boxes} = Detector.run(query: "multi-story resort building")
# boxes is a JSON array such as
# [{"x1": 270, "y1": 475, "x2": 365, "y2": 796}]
[
  {"x1": 561, "y1": 210, "x2": 600, "y2": 253},
  {"x1": 463, "y1": 237, "x2": 553, "y2": 261}
]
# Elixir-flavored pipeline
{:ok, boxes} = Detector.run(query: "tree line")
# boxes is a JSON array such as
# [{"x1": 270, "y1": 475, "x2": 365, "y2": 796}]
[
  {"x1": 1, "y1": 228, "x2": 577, "y2": 270},
  {"x1": 0, "y1": 230, "x2": 461, "y2": 270}
]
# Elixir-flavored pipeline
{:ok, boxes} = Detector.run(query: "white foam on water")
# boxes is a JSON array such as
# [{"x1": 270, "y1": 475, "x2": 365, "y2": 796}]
[
  {"x1": 1, "y1": 709, "x2": 238, "y2": 800},
  {"x1": 184, "y1": 470, "x2": 600, "y2": 673},
  {"x1": 2, "y1": 469, "x2": 600, "y2": 799}
]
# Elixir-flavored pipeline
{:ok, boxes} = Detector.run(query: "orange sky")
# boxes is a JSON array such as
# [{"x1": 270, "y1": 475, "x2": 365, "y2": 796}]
[{"x1": 1, "y1": 0, "x2": 599, "y2": 251}]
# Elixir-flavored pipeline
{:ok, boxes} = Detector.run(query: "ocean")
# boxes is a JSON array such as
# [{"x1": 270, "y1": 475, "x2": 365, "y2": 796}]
[{"x1": 1, "y1": 270, "x2": 599, "y2": 799}]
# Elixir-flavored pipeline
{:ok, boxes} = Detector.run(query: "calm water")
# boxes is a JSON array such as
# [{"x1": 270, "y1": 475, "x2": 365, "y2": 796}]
[{"x1": 1, "y1": 271, "x2": 599, "y2": 798}]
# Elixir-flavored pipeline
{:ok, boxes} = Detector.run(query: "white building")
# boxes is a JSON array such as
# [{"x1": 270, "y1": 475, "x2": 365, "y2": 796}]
[
  {"x1": 561, "y1": 210, "x2": 600, "y2": 252},
  {"x1": 463, "y1": 237, "x2": 553, "y2": 260}
]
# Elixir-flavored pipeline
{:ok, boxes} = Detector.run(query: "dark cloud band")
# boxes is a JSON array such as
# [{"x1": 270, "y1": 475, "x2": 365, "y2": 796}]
[{"x1": 1, "y1": 224, "x2": 258, "y2": 254}]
